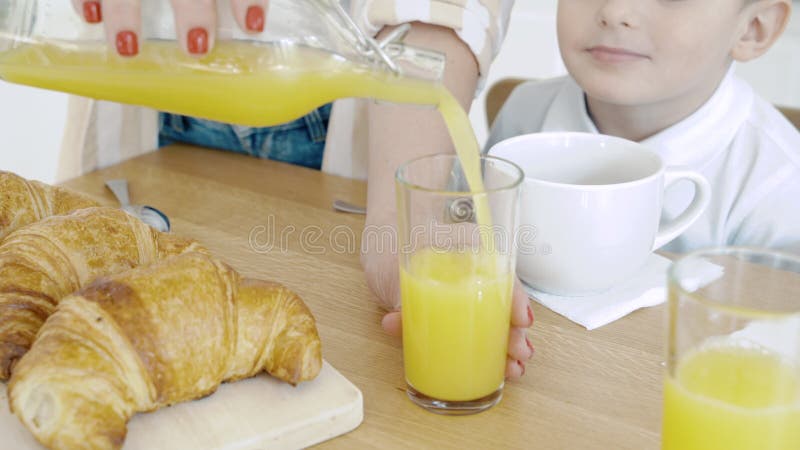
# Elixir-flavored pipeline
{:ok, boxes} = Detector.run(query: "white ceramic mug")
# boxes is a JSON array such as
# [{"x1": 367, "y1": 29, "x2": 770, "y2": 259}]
[{"x1": 488, "y1": 132, "x2": 711, "y2": 296}]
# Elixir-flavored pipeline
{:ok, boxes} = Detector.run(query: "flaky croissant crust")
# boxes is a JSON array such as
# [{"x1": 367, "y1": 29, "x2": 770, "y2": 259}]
[
  {"x1": 0, "y1": 206, "x2": 203, "y2": 380},
  {"x1": 0, "y1": 171, "x2": 99, "y2": 241},
  {"x1": 9, "y1": 252, "x2": 322, "y2": 450}
]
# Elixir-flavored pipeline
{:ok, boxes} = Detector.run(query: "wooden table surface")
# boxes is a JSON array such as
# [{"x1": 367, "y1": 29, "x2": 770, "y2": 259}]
[{"x1": 62, "y1": 145, "x2": 666, "y2": 450}]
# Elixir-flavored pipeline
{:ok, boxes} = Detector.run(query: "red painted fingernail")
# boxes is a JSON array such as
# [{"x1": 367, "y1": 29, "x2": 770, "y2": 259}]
[
  {"x1": 245, "y1": 6, "x2": 265, "y2": 32},
  {"x1": 83, "y1": 1, "x2": 102, "y2": 23},
  {"x1": 517, "y1": 360, "x2": 526, "y2": 376},
  {"x1": 527, "y1": 304, "x2": 534, "y2": 326},
  {"x1": 525, "y1": 336, "x2": 535, "y2": 355},
  {"x1": 187, "y1": 27, "x2": 209, "y2": 55},
  {"x1": 115, "y1": 31, "x2": 138, "y2": 57}
]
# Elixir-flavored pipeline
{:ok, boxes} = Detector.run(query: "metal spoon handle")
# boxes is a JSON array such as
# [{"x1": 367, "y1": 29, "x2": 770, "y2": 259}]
[
  {"x1": 123, "y1": 205, "x2": 171, "y2": 232},
  {"x1": 333, "y1": 200, "x2": 367, "y2": 215},
  {"x1": 105, "y1": 179, "x2": 131, "y2": 206}
]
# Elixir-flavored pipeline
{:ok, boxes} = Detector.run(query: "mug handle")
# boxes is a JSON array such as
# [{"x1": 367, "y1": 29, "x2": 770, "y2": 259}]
[{"x1": 652, "y1": 169, "x2": 711, "y2": 250}]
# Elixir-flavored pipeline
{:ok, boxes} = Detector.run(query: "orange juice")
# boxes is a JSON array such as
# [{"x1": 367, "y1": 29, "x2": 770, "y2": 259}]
[
  {"x1": 0, "y1": 41, "x2": 447, "y2": 127},
  {"x1": 0, "y1": 40, "x2": 491, "y2": 223},
  {"x1": 662, "y1": 345, "x2": 800, "y2": 450},
  {"x1": 401, "y1": 248, "x2": 512, "y2": 401}
]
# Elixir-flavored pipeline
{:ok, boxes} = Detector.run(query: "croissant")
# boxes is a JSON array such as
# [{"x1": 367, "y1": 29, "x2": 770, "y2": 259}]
[
  {"x1": 0, "y1": 206, "x2": 203, "y2": 380},
  {"x1": 8, "y1": 251, "x2": 322, "y2": 450},
  {"x1": 0, "y1": 171, "x2": 99, "y2": 241}
]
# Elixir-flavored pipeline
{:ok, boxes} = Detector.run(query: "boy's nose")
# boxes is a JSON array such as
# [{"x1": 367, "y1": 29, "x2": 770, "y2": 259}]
[{"x1": 596, "y1": 0, "x2": 637, "y2": 29}]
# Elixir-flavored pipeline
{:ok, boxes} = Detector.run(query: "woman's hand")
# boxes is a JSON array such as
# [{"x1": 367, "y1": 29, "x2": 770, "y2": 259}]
[
  {"x1": 71, "y1": 0, "x2": 270, "y2": 56},
  {"x1": 361, "y1": 22, "x2": 535, "y2": 380},
  {"x1": 361, "y1": 247, "x2": 536, "y2": 380}
]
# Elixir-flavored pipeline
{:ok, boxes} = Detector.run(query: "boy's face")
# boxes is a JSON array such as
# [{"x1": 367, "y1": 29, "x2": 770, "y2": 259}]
[{"x1": 557, "y1": 0, "x2": 749, "y2": 106}]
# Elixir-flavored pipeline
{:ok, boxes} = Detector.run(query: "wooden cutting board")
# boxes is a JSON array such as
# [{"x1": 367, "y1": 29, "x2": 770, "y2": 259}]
[{"x1": 0, "y1": 360, "x2": 362, "y2": 450}]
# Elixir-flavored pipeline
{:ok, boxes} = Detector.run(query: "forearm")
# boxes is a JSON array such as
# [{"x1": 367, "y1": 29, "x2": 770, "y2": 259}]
[{"x1": 364, "y1": 21, "x2": 480, "y2": 228}]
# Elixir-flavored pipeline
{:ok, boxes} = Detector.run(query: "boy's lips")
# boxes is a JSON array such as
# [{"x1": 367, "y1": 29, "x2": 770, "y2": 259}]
[{"x1": 586, "y1": 45, "x2": 649, "y2": 63}]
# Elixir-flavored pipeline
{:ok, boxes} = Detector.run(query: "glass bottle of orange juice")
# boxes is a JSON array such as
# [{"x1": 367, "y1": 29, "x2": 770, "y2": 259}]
[{"x1": 0, "y1": 0, "x2": 447, "y2": 127}]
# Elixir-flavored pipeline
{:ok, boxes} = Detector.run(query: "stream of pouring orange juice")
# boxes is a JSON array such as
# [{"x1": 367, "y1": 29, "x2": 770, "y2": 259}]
[{"x1": 0, "y1": 40, "x2": 510, "y2": 401}]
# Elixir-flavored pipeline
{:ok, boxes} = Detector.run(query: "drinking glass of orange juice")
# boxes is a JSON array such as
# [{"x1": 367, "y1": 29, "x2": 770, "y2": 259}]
[
  {"x1": 395, "y1": 153, "x2": 523, "y2": 415},
  {"x1": 663, "y1": 248, "x2": 800, "y2": 449}
]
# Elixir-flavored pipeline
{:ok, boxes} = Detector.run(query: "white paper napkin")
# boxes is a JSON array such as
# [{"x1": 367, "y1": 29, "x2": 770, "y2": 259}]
[{"x1": 523, "y1": 253, "x2": 725, "y2": 330}]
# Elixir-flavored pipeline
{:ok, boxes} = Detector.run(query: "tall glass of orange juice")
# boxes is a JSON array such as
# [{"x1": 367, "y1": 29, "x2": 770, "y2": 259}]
[
  {"x1": 663, "y1": 248, "x2": 800, "y2": 449},
  {"x1": 395, "y1": 154, "x2": 523, "y2": 414}
]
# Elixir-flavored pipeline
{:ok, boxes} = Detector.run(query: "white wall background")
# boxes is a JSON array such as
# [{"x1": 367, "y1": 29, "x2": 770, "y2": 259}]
[
  {"x1": 0, "y1": 84, "x2": 68, "y2": 183},
  {"x1": 1, "y1": 0, "x2": 799, "y2": 183}
]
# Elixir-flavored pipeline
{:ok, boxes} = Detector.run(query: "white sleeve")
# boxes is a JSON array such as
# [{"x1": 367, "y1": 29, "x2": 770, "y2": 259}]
[{"x1": 350, "y1": 0, "x2": 515, "y2": 85}]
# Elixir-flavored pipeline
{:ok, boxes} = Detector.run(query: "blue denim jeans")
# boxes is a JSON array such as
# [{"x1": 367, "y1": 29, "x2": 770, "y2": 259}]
[{"x1": 158, "y1": 103, "x2": 332, "y2": 170}]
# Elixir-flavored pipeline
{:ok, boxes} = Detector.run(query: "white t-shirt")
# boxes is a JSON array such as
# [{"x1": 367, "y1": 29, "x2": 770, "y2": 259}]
[{"x1": 487, "y1": 72, "x2": 800, "y2": 253}]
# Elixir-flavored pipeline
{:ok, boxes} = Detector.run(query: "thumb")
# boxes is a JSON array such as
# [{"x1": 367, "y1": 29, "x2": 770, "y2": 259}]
[{"x1": 381, "y1": 311, "x2": 402, "y2": 337}]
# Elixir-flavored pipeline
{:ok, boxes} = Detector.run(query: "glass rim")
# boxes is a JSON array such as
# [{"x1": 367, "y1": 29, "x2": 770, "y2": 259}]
[
  {"x1": 668, "y1": 246, "x2": 800, "y2": 319},
  {"x1": 395, "y1": 153, "x2": 524, "y2": 196}
]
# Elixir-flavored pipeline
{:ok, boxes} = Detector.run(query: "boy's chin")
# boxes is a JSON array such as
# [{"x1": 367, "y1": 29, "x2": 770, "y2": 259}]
[{"x1": 579, "y1": 77, "x2": 660, "y2": 108}]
